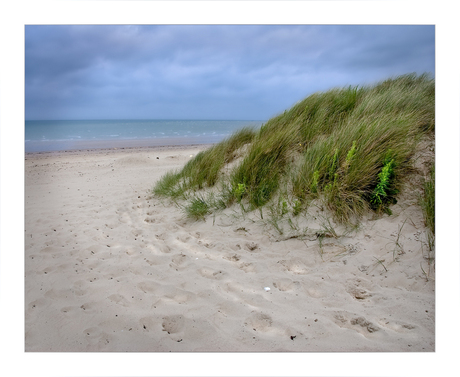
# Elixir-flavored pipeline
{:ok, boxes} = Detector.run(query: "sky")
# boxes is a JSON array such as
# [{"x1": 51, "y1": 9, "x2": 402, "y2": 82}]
[{"x1": 25, "y1": 25, "x2": 435, "y2": 121}]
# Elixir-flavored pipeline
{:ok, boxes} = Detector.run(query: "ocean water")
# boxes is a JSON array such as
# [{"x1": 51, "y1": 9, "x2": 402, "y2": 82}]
[{"x1": 25, "y1": 119, "x2": 265, "y2": 153}]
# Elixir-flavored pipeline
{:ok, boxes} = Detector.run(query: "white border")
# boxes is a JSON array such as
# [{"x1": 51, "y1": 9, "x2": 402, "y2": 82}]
[{"x1": 1, "y1": 1, "x2": 459, "y2": 377}]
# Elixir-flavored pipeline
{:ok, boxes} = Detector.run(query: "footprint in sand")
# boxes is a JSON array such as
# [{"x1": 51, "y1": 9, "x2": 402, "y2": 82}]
[
  {"x1": 273, "y1": 278, "x2": 299, "y2": 292},
  {"x1": 350, "y1": 317, "x2": 380, "y2": 333},
  {"x1": 197, "y1": 267, "x2": 226, "y2": 280},
  {"x1": 377, "y1": 319, "x2": 416, "y2": 333},
  {"x1": 60, "y1": 306, "x2": 78, "y2": 314},
  {"x1": 278, "y1": 258, "x2": 309, "y2": 275},
  {"x1": 170, "y1": 253, "x2": 188, "y2": 270},
  {"x1": 83, "y1": 327, "x2": 113, "y2": 349},
  {"x1": 107, "y1": 293, "x2": 130, "y2": 307},
  {"x1": 27, "y1": 298, "x2": 50, "y2": 312},
  {"x1": 345, "y1": 278, "x2": 373, "y2": 300},
  {"x1": 72, "y1": 279, "x2": 89, "y2": 296},
  {"x1": 176, "y1": 233, "x2": 191, "y2": 243},
  {"x1": 238, "y1": 262, "x2": 257, "y2": 273},
  {"x1": 131, "y1": 228, "x2": 144, "y2": 239},
  {"x1": 245, "y1": 242, "x2": 259, "y2": 252},
  {"x1": 162, "y1": 286, "x2": 196, "y2": 305},
  {"x1": 139, "y1": 316, "x2": 159, "y2": 332},
  {"x1": 79, "y1": 301, "x2": 97, "y2": 313},
  {"x1": 305, "y1": 286, "x2": 326, "y2": 298},
  {"x1": 244, "y1": 312, "x2": 273, "y2": 332},
  {"x1": 137, "y1": 282, "x2": 195, "y2": 305},
  {"x1": 333, "y1": 311, "x2": 380, "y2": 334},
  {"x1": 39, "y1": 246, "x2": 60, "y2": 254},
  {"x1": 162, "y1": 315, "x2": 186, "y2": 334},
  {"x1": 41, "y1": 266, "x2": 55, "y2": 275},
  {"x1": 143, "y1": 255, "x2": 167, "y2": 266},
  {"x1": 347, "y1": 287, "x2": 372, "y2": 300},
  {"x1": 120, "y1": 211, "x2": 133, "y2": 223},
  {"x1": 223, "y1": 253, "x2": 241, "y2": 262},
  {"x1": 44, "y1": 288, "x2": 71, "y2": 300},
  {"x1": 137, "y1": 281, "x2": 161, "y2": 294},
  {"x1": 157, "y1": 242, "x2": 171, "y2": 254}
]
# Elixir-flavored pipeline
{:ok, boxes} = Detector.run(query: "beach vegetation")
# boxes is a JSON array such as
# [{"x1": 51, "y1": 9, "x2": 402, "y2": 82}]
[
  {"x1": 292, "y1": 198, "x2": 303, "y2": 216},
  {"x1": 370, "y1": 151, "x2": 398, "y2": 214},
  {"x1": 420, "y1": 164, "x2": 435, "y2": 235},
  {"x1": 233, "y1": 183, "x2": 247, "y2": 202},
  {"x1": 184, "y1": 196, "x2": 211, "y2": 221},
  {"x1": 153, "y1": 73, "x2": 435, "y2": 229},
  {"x1": 151, "y1": 169, "x2": 186, "y2": 199},
  {"x1": 420, "y1": 164, "x2": 435, "y2": 251}
]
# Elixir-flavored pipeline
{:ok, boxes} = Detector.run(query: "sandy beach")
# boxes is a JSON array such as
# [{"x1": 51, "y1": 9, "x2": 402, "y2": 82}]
[{"x1": 24, "y1": 144, "x2": 435, "y2": 352}]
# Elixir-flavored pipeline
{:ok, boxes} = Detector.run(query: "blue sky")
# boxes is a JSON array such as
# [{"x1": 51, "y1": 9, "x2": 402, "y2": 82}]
[{"x1": 25, "y1": 25, "x2": 435, "y2": 121}]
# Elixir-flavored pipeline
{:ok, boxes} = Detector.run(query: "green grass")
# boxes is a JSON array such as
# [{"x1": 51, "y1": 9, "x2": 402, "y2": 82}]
[
  {"x1": 230, "y1": 125, "x2": 297, "y2": 207},
  {"x1": 184, "y1": 196, "x2": 211, "y2": 220},
  {"x1": 152, "y1": 126, "x2": 256, "y2": 199},
  {"x1": 420, "y1": 164, "x2": 435, "y2": 251},
  {"x1": 153, "y1": 73, "x2": 435, "y2": 226}
]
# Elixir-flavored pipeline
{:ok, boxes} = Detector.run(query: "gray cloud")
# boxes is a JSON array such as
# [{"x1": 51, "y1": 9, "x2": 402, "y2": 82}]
[{"x1": 25, "y1": 25, "x2": 435, "y2": 120}]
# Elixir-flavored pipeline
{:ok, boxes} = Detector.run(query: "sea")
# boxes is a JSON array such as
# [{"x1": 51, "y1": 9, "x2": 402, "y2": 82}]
[{"x1": 25, "y1": 119, "x2": 265, "y2": 153}]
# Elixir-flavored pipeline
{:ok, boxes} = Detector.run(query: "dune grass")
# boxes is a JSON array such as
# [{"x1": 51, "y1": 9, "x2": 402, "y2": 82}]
[
  {"x1": 421, "y1": 164, "x2": 435, "y2": 235},
  {"x1": 153, "y1": 73, "x2": 435, "y2": 225},
  {"x1": 420, "y1": 164, "x2": 435, "y2": 251},
  {"x1": 230, "y1": 125, "x2": 297, "y2": 207},
  {"x1": 152, "y1": 126, "x2": 256, "y2": 199}
]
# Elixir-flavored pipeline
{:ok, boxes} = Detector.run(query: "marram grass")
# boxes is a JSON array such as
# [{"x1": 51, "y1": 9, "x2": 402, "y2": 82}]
[
  {"x1": 420, "y1": 164, "x2": 435, "y2": 236},
  {"x1": 153, "y1": 73, "x2": 434, "y2": 224}
]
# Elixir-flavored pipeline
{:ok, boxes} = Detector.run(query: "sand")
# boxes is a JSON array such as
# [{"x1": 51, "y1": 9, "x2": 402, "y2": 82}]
[{"x1": 24, "y1": 144, "x2": 435, "y2": 352}]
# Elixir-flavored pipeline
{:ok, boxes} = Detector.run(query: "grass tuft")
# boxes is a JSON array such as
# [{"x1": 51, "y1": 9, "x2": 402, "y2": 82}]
[
  {"x1": 184, "y1": 196, "x2": 211, "y2": 221},
  {"x1": 420, "y1": 164, "x2": 435, "y2": 238}
]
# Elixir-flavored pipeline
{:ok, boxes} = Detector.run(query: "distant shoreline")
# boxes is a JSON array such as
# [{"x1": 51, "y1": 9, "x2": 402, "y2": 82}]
[
  {"x1": 25, "y1": 141, "x2": 213, "y2": 158},
  {"x1": 24, "y1": 136, "x2": 218, "y2": 154}
]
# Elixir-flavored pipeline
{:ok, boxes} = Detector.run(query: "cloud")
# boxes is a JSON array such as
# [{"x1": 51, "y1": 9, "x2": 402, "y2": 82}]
[{"x1": 25, "y1": 25, "x2": 435, "y2": 120}]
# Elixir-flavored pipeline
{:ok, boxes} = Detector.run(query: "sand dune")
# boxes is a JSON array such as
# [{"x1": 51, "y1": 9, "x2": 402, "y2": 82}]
[{"x1": 25, "y1": 145, "x2": 434, "y2": 352}]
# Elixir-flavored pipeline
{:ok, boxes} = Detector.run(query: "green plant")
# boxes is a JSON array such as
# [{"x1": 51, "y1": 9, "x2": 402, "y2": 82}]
[
  {"x1": 317, "y1": 233, "x2": 325, "y2": 258},
  {"x1": 420, "y1": 164, "x2": 435, "y2": 236},
  {"x1": 184, "y1": 196, "x2": 211, "y2": 221},
  {"x1": 152, "y1": 170, "x2": 186, "y2": 199},
  {"x1": 392, "y1": 219, "x2": 407, "y2": 261},
  {"x1": 374, "y1": 257, "x2": 388, "y2": 272},
  {"x1": 344, "y1": 140, "x2": 357, "y2": 170},
  {"x1": 233, "y1": 183, "x2": 247, "y2": 202},
  {"x1": 292, "y1": 199, "x2": 303, "y2": 216},
  {"x1": 421, "y1": 232, "x2": 435, "y2": 279},
  {"x1": 153, "y1": 126, "x2": 256, "y2": 196},
  {"x1": 370, "y1": 153, "x2": 397, "y2": 213},
  {"x1": 264, "y1": 195, "x2": 291, "y2": 235},
  {"x1": 311, "y1": 170, "x2": 320, "y2": 193},
  {"x1": 281, "y1": 198, "x2": 289, "y2": 216},
  {"x1": 319, "y1": 216, "x2": 339, "y2": 238},
  {"x1": 230, "y1": 125, "x2": 296, "y2": 208},
  {"x1": 328, "y1": 148, "x2": 340, "y2": 180}
]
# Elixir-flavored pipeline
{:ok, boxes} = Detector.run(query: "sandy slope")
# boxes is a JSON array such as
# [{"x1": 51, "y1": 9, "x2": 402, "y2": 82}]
[{"x1": 25, "y1": 144, "x2": 435, "y2": 352}]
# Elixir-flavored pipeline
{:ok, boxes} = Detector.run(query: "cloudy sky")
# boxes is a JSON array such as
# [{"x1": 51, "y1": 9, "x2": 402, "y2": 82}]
[{"x1": 25, "y1": 25, "x2": 435, "y2": 121}]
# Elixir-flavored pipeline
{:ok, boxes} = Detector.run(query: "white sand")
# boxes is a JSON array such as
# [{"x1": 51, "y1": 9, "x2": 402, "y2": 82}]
[{"x1": 25, "y1": 144, "x2": 435, "y2": 352}]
